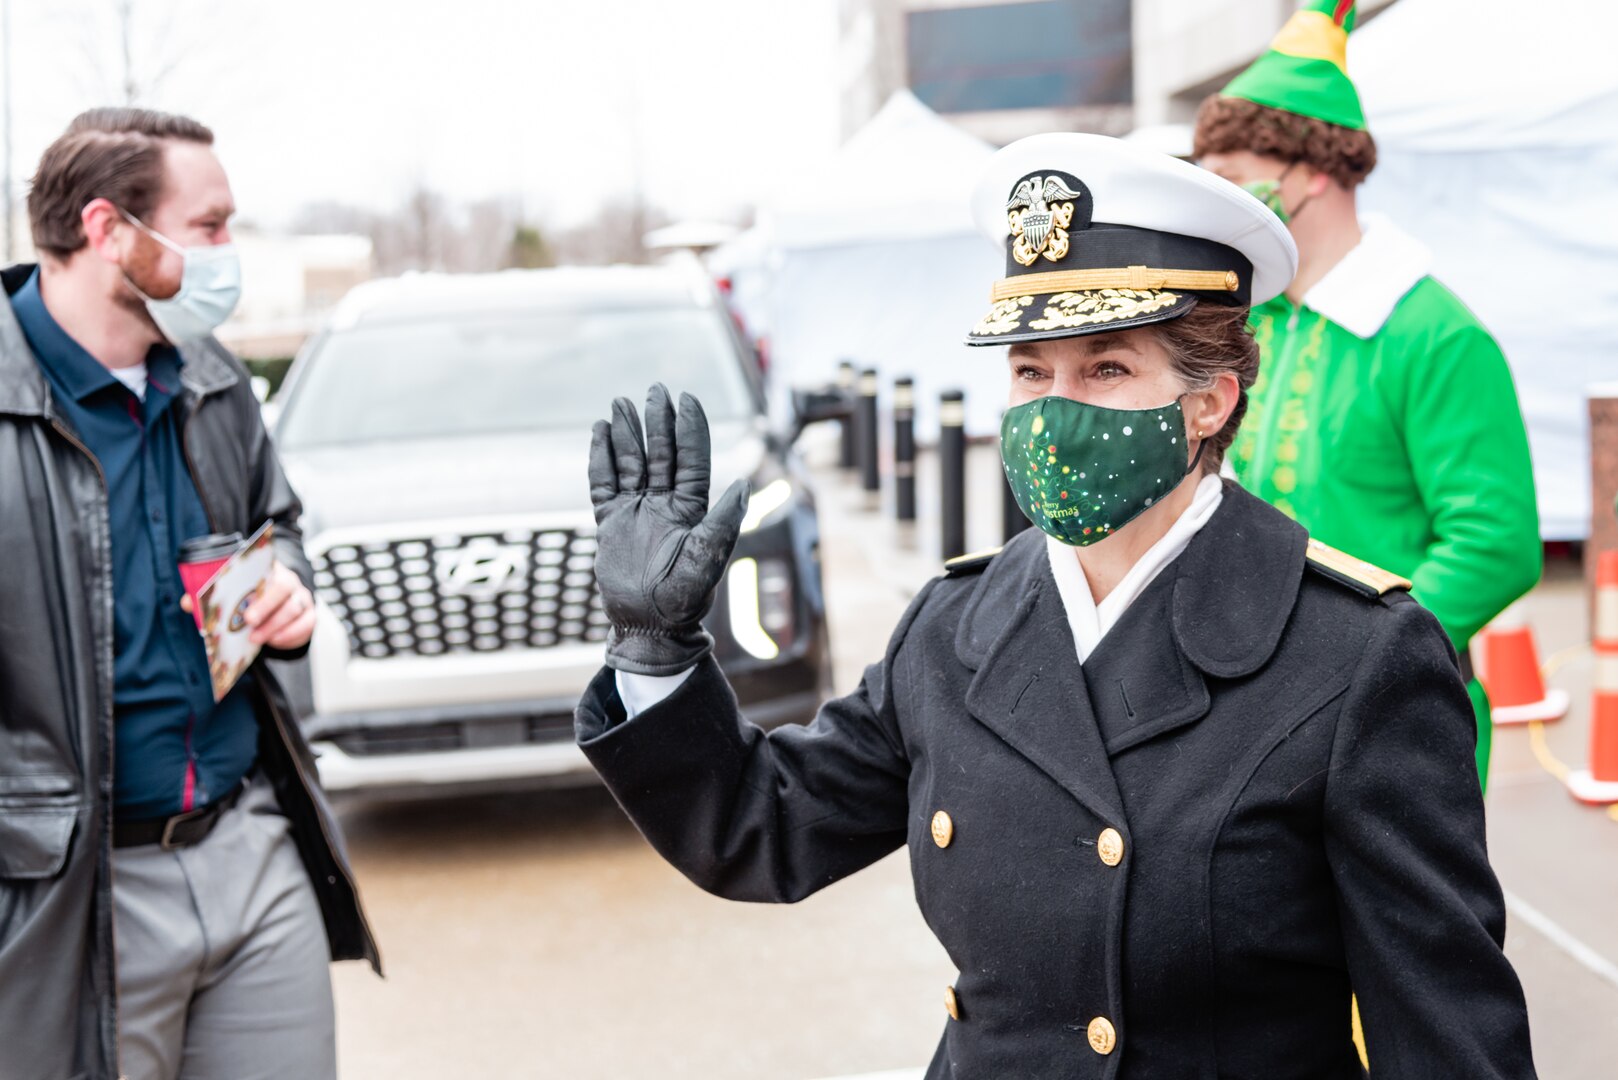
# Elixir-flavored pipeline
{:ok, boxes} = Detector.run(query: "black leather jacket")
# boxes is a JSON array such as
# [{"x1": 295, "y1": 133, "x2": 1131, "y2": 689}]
[{"x1": 0, "y1": 264, "x2": 379, "y2": 1080}]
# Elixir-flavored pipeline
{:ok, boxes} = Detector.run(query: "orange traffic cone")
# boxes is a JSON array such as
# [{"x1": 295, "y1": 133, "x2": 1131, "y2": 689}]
[
  {"x1": 1569, "y1": 551, "x2": 1618, "y2": 803},
  {"x1": 1476, "y1": 607, "x2": 1569, "y2": 725}
]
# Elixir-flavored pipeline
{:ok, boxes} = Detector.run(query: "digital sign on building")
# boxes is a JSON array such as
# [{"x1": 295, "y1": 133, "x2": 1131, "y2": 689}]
[{"x1": 906, "y1": 0, "x2": 1133, "y2": 115}]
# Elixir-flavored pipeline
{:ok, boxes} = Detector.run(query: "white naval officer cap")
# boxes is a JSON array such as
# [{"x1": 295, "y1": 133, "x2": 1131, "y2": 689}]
[{"x1": 965, "y1": 132, "x2": 1298, "y2": 345}]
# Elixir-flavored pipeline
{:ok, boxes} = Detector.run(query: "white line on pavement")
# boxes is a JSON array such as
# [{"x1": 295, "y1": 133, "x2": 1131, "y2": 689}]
[{"x1": 1505, "y1": 888, "x2": 1618, "y2": 992}]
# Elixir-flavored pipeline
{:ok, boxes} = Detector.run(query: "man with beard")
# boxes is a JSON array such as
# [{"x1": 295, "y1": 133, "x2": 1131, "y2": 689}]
[{"x1": 0, "y1": 108, "x2": 377, "y2": 1080}]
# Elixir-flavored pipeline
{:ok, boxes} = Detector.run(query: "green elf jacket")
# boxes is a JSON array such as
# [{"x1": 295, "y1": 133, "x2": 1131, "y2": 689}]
[{"x1": 1231, "y1": 216, "x2": 1541, "y2": 787}]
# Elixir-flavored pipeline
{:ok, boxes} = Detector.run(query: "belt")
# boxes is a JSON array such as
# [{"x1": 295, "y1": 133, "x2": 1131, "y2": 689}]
[{"x1": 113, "y1": 782, "x2": 246, "y2": 850}]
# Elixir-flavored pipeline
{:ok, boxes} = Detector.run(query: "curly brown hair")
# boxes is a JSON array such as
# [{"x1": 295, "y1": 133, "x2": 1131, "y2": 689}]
[
  {"x1": 1192, "y1": 94, "x2": 1377, "y2": 188},
  {"x1": 1149, "y1": 301, "x2": 1259, "y2": 472}
]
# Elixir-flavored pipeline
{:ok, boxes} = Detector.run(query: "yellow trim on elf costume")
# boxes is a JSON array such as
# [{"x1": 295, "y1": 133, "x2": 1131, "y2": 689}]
[{"x1": 1269, "y1": 9, "x2": 1350, "y2": 72}]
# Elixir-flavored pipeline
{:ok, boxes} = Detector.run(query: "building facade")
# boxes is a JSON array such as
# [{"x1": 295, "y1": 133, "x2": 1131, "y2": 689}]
[
  {"x1": 842, "y1": 0, "x2": 1397, "y2": 145},
  {"x1": 1132, "y1": 0, "x2": 1395, "y2": 126},
  {"x1": 840, "y1": 0, "x2": 1134, "y2": 145}
]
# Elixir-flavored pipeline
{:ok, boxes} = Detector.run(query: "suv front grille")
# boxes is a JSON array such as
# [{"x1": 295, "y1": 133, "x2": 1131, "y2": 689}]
[{"x1": 310, "y1": 525, "x2": 609, "y2": 659}]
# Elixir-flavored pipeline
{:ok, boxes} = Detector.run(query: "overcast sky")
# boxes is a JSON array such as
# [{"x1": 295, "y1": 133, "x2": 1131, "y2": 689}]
[{"x1": 4, "y1": 0, "x2": 843, "y2": 230}]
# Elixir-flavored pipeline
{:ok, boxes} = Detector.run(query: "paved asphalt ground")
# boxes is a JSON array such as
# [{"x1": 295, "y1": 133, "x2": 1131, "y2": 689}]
[{"x1": 331, "y1": 443, "x2": 1618, "y2": 1078}]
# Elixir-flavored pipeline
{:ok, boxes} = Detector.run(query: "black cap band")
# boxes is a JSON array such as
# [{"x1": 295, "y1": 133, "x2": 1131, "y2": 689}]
[{"x1": 1001, "y1": 223, "x2": 1252, "y2": 306}]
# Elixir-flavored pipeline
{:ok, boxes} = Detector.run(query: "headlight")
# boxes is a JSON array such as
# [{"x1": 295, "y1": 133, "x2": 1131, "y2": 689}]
[
  {"x1": 726, "y1": 555, "x2": 795, "y2": 660},
  {"x1": 739, "y1": 478, "x2": 793, "y2": 533}
]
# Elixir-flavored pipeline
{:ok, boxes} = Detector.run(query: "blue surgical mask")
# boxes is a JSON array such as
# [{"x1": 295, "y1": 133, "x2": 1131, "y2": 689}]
[{"x1": 121, "y1": 210, "x2": 242, "y2": 344}]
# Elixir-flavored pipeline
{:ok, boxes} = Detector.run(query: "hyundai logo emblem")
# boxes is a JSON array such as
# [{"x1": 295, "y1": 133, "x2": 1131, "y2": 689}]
[{"x1": 435, "y1": 539, "x2": 529, "y2": 600}]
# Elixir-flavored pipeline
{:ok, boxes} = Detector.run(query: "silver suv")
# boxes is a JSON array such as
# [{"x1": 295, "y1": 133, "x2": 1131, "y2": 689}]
[{"x1": 269, "y1": 264, "x2": 832, "y2": 797}]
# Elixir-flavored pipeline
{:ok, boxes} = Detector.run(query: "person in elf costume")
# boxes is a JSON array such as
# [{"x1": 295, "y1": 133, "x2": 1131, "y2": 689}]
[{"x1": 1195, "y1": 0, "x2": 1541, "y2": 790}]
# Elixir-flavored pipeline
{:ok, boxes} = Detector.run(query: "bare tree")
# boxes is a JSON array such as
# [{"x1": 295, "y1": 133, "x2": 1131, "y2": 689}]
[
  {"x1": 404, "y1": 186, "x2": 449, "y2": 271},
  {"x1": 53, "y1": 0, "x2": 252, "y2": 110},
  {"x1": 550, "y1": 198, "x2": 673, "y2": 267},
  {"x1": 290, "y1": 188, "x2": 671, "y2": 277},
  {"x1": 292, "y1": 189, "x2": 558, "y2": 277},
  {"x1": 460, "y1": 196, "x2": 523, "y2": 271},
  {"x1": 289, "y1": 201, "x2": 379, "y2": 238}
]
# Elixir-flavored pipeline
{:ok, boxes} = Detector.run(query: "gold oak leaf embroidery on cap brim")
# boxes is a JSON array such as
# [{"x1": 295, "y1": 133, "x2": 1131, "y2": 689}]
[
  {"x1": 1027, "y1": 289, "x2": 1180, "y2": 331},
  {"x1": 974, "y1": 295, "x2": 1035, "y2": 336}
]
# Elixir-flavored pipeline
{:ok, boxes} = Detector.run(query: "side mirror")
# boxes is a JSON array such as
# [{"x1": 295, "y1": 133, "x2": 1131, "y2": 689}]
[{"x1": 789, "y1": 385, "x2": 852, "y2": 446}]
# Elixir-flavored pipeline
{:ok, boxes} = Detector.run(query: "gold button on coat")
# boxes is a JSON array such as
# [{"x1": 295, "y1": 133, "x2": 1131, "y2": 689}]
[
  {"x1": 931, "y1": 810, "x2": 954, "y2": 848},
  {"x1": 944, "y1": 985, "x2": 961, "y2": 1020},
  {"x1": 1086, "y1": 1016, "x2": 1117, "y2": 1054},
  {"x1": 1097, "y1": 827, "x2": 1124, "y2": 866}
]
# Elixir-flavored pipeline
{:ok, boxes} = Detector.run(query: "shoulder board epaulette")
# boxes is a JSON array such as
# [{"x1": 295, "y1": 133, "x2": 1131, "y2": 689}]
[
  {"x1": 944, "y1": 546, "x2": 1002, "y2": 577},
  {"x1": 1305, "y1": 538, "x2": 1412, "y2": 598}
]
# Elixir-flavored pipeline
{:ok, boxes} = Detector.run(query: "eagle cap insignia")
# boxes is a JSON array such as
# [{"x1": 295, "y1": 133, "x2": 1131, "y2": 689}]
[{"x1": 1006, "y1": 170, "x2": 1092, "y2": 267}]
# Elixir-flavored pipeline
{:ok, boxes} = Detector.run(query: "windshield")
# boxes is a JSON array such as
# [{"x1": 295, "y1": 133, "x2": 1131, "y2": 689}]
[{"x1": 275, "y1": 305, "x2": 756, "y2": 449}]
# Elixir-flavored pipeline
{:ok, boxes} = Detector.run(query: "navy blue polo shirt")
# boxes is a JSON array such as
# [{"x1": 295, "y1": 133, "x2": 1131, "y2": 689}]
[{"x1": 11, "y1": 270, "x2": 258, "y2": 820}]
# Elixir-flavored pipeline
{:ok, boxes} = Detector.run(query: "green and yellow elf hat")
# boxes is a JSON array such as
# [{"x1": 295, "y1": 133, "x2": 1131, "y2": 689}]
[{"x1": 1220, "y1": 0, "x2": 1365, "y2": 130}]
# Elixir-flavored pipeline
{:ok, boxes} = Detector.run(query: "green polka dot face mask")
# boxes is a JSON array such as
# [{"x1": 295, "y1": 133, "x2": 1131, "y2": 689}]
[{"x1": 1001, "y1": 395, "x2": 1200, "y2": 546}]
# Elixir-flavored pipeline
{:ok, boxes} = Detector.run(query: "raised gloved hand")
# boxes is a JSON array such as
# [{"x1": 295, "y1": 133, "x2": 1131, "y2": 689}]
[{"x1": 588, "y1": 384, "x2": 749, "y2": 676}]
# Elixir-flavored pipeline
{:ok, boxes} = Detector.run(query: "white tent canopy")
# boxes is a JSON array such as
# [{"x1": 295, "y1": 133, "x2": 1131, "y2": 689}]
[
  {"x1": 763, "y1": 89, "x2": 996, "y2": 249},
  {"x1": 1353, "y1": 0, "x2": 1618, "y2": 539},
  {"x1": 718, "y1": 91, "x2": 1007, "y2": 439},
  {"x1": 643, "y1": 221, "x2": 739, "y2": 252}
]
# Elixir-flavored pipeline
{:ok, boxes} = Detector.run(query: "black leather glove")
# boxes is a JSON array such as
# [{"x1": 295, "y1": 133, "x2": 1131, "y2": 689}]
[{"x1": 588, "y1": 384, "x2": 749, "y2": 676}]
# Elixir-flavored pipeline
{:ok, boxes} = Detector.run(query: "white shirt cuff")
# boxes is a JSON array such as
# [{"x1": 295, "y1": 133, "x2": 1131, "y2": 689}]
[{"x1": 615, "y1": 667, "x2": 696, "y2": 720}]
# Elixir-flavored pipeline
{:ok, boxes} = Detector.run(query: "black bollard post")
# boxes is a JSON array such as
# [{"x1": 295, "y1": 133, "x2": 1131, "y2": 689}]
[
  {"x1": 940, "y1": 389, "x2": 967, "y2": 559},
  {"x1": 1001, "y1": 412, "x2": 1031, "y2": 543},
  {"x1": 858, "y1": 368, "x2": 881, "y2": 495},
  {"x1": 894, "y1": 377, "x2": 916, "y2": 521},
  {"x1": 837, "y1": 361, "x2": 857, "y2": 470}
]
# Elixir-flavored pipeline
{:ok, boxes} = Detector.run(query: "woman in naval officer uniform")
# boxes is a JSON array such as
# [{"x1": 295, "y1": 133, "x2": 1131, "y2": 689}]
[{"x1": 575, "y1": 133, "x2": 1536, "y2": 1079}]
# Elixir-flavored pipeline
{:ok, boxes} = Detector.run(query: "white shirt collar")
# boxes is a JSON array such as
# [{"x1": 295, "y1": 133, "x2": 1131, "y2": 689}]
[
  {"x1": 1301, "y1": 213, "x2": 1432, "y2": 339},
  {"x1": 1045, "y1": 473, "x2": 1224, "y2": 663},
  {"x1": 109, "y1": 362, "x2": 149, "y2": 402}
]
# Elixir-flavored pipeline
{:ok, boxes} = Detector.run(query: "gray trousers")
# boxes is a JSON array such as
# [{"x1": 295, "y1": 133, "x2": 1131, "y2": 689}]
[{"x1": 113, "y1": 773, "x2": 336, "y2": 1080}]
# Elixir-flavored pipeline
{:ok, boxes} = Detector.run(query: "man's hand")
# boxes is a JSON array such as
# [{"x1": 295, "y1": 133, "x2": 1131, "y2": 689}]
[
  {"x1": 180, "y1": 561, "x2": 316, "y2": 650},
  {"x1": 244, "y1": 562, "x2": 318, "y2": 649},
  {"x1": 589, "y1": 384, "x2": 748, "y2": 677}
]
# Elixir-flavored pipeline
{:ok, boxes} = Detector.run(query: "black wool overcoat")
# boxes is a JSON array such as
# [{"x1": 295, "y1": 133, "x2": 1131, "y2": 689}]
[{"x1": 576, "y1": 482, "x2": 1535, "y2": 1079}]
